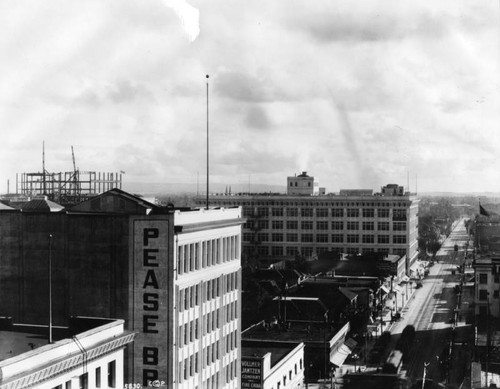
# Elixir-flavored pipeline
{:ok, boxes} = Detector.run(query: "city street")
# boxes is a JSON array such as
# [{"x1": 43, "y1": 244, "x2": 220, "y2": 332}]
[{"x1": 389, "y1": 218, "x2": 471, "y2": 387}]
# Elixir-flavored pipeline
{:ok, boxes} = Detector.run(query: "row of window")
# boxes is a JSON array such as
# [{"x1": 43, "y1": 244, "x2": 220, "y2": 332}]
[
  {"x1": 178, "y1": 273, "x2": 239, "y2": 313},
  {"x1": 246, "y1": 220, "x2": 407, "y2": 231},
  {"x1": 244, "y1": 233, "x2": 407, "y2": 244},
  {"x1": 271, "y1": 359, "x2": 303, "y2": 389},
  {"x1": 249, "y1": 245, "x2": 407, "y2": 257},
  {"x1": 177, "y1": 235, "x2": 240, "y2": 275},
  {"x1": 178, "y1": 303, "x2": 238, "y2": 346},
  {"x1": 478, "y1": 273, "x2": 500, "y2": 284},
  {"x1": 245, "y1": 207, "x2": 400, "y2": 218},
  {"x1": 479, "y1": 289, "x2": 500, "y2": 300},
  {"x1": 52, "y1": 361, "x2": 116, "y2": 389}
]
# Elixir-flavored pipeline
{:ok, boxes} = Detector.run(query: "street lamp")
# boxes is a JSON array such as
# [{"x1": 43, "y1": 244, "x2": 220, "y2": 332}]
[{"x1": 352, "y1": 353, "x2": 359, "y2": 372}]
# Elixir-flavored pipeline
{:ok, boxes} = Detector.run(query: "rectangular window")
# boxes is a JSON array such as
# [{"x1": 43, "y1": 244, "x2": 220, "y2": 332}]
[
  {"x1": 362, "y1": 235, "x2": 374, "y2": 244},
  {"x1": 362, "y1": 209, "x2": 374, "y2": 218},
  {"x1": 495, "y1": 290, "x2": 500, "y2": 299},
  {"x1": 378, "y1": 222, "x2": 390, "y2": 231},
  {"x1": 347, "y1": 209, "x2": 359, "y2": 217},
  {"x1": 271, "y1": 246, "x2": 283, "y2": 256},
  {"x1": 302, "y1": 247, "x2": 314, "y2": 257},
  {"x1": 393, "y1": 222, "x2": 407, "y2": 231},
  {"x1": 347, "y1": 234, "x2": 359, "y2": 243},
  {"x1": 257, "y1": 220, "x2": 269, "y2": 229},
  {"x1": 393, "y1": 235, "x2": 407, "y2": 244},
  {"x1": 301, "y1": 234, "x2": 314, "y2": 242},
  {"x1": 316, "y1": 234, "x2": 329, "y2": 243},
  {"x1": 332, "y1": 234, "x2": 343, "y2": 243},
  {"x1": 242, "y1": 233, "x2": 253, "y2": 242},
  {"x1": 378, "y1": 235, "x2": 389, "y2": 244},
  {"x1": 479, "y1": 273, "x2": 488, "y2": 284},
  {"x1": 96, "y1": 367, "x2": 101, "y2": 388},
  {"x1": 362, "y1": 221, "x2": 374, "y2": 231},
  {"x1": 301, "y1": 221, "x2": 313, "y2": 230},
  {"x1": 272, "y1": 208, "x2": 284, "y2": 217},
  {"x1": 332, "y1": 208, "x2": 344, "y2": 217},
  {"x1": 316, "y1": 208, "x2": 329, "y2": 217},
  {"x1": 479, "y1": 289, "x2": 488, "y2": 301},
  {"x1": 272, "y1": 220, "x2": 283, "y2": 229},
  {"x1": 257, "y1": 207, "x2": 269, "y2": 217},
  {"x1": 65, "y1": 382, "x2": 72, "y2": 389},
  {"x1": 272, "y1": 233, "x2": 283, "y2": 242},
  {"x1": 79, "y1": 373, "x2": 88, "y2": 389},
  {"x1": 286, "y1": 208, "x2": 298, "y2": 217},
  {"x1": 256, "y1": 233, "x2": 269, "y2": 242},
  {"x1": 393, "y1": 209, "x2": 407, "y2": 221},
  {"x1": 316, "y1": 221, "x2": 329, "y2": 230},
  {"x1": 287, "y1": 233, "x2": 298, "y2": 242},
  {"x1": 301, "y1": 208, "x2": 313, "y2": 217},
  {"x1": 286, "y1": 220, "x2": 298, "y2": 229},
  {"x1": 347, "y1": 221, "x2": 358, "y2": 230},
  {"x1": 393, "y1": 248, "x2": 406, "y2": 257},
  {"x1": 286, "y1": 246, "x2": 298, "y2": 256},
  {"x1": 108, "y1": 360, "x2": 116, "y2": 387},
  {"x1": 378, "y1": 209, "x2": 389, "y2": 218},
  {"x1": 332, "y1": 221, "x2": 344, "y2": 230}
]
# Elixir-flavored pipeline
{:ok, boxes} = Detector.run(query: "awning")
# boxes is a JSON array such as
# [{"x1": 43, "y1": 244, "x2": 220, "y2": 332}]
[{"x1": 330, "y1": 338, "x2": 357, "y2": 367}]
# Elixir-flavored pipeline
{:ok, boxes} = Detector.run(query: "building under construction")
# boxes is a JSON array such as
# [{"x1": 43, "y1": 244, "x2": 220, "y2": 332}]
[{"x1": 17, "y1": 170, "x2": 123, "y2": 205}]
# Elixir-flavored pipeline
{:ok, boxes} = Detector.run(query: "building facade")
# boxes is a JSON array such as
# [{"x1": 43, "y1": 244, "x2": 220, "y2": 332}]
[
  {"x1": 0, "y1": 317, "x2": 134, "y2": 389},
  {"x1": 202, "y1": 181, "x2": 419, "y2": 273},
  {"x1": 0, "y1": 189, "x2": 244, "y2": 387},
  {"x1": 241, "y1": 341, "x2": 305, "y2": 389}
]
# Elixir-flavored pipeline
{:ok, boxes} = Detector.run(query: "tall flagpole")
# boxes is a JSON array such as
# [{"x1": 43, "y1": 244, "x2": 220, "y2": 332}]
[{"x1": 206, "y1": 75, "x2": 210, "y2": 210}]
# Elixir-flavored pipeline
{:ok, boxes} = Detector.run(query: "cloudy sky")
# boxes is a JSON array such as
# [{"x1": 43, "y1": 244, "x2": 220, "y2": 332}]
[{"x1": 1, "y1": 0, "x2": 499, "y2": 194}]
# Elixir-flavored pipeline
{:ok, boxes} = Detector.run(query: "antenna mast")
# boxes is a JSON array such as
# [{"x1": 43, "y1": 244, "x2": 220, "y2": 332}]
[{"x1": 43, "y1": 141, "x2": 46, "y2": 195}]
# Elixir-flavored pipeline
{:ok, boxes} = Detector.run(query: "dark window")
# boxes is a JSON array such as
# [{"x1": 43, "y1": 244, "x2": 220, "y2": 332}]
[
  {"x1": 332, "y1": 208, "x2": 344, "y2": 217},
  {"x1": 79, "y1": 373, "x2": 88, "y2": 389},
  {"x1": 286, "y1": 208, "x2": 298, "y2": 217},
  {"x1": 362, "y1": 209, "x2": 374, "y2": 218},
  {"x1": 286, "y1": 220, "x2": 298, "y2": 229},
  {"x1": 316, "y1": 221, "x2": 329, "y2": 230},
  {"x1": 378, "y1": 209, "x2": 389, "y2": 218},
  {"x1": 301, "y1": 208, "x2": 313, "y2": 217},
  {"x1": 347, "y1": 234, "x2": 359, "y2": 243},
  {"x1": 287, "y1": 233, "x2": 298, "y2": 242},
  {"x1": 479, "y1": 273, "x2": 488, "y2": 284},
  {"x1": 272, "y1": 208, "x2": 284, "y2": 216},
  {"x1": 479, "y1": 289, "x2": 488, "y2": 301},
  {"x1": 378, "y1": 235, "x2": 389, "y2": 244},
  {"x1": 316, "y1": 208, "x2": 329, "y2": 217},
  {"x1": 272, "y1": 221, "x2": 283, "y2": 229},
  {"x1": 301, "y1": 234, "x2": 314, "y2": 242},
  {"x1": 332, "y1": 221, "x2": 344, "y2": 230},
  {"x1": 393, "y1": 222, "x2": 407, "y2": 231},
  {"x1": 272, "y1": 233, "x2": 283, "y2": 242},
  {"x1": 96, "y1": 367, "x2": 101, "y2": 388},
  {"x1": 332, "y1": 234, "x2": 343, "y2": 243},
  {"x1": 362, "y1": 222, "x2": 374, "y2": 230},
  {"x1": 108, "y1": 360, "x2": 116, "y2": 388},
  {"x1": 347, "y1": 209, "x2": 359, "y2": 217},
  {"x1": 301, "y1": 221, "x2": 313, "y2": 230},
  {"x1": 316, "y1": 234, "x2": 329, "y2": 243},
  {"x1": 362, "y1": 235, "x2": 374, "y2": 243},
  {"x1": 347, "y1": 221, "x2": 358, "y2": 230}
]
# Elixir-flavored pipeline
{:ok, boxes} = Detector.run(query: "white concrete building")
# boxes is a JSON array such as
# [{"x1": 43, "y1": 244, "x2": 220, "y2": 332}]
[
  {"x1": 0, "y1": 317, "x2": 134, "y2": 389},
  {"x1": 241, "y1": 341, "x2": 305, "y2": 389},
  {"x1": 130, "y1": 207, "x2": 244, "y2": 388}
]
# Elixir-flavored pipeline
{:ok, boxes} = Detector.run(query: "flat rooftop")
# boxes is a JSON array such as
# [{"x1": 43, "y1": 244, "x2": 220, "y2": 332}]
[
  {"x1": 242, "y1": 340, "x2": 298, "y2": 368},
  {"x1": 0, "y1": 329, "x2": 49, "y2": 361},
  {"x1": 242, "y1": 321, "x2": 345, "y2": 344}
]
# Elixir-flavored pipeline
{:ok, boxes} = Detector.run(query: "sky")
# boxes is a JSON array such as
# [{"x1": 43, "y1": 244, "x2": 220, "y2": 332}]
[{"x1": 1, "y1": 0, "x2": 500, "y2": 194}]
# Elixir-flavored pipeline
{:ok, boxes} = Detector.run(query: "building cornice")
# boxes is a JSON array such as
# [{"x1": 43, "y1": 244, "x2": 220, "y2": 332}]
[{"x1": 0, "y1": 333, "x2": 135, "y2": 389}]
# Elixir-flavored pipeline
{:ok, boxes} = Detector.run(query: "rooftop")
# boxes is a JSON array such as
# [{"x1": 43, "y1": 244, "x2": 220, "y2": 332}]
[{"x1": 242, "y1": 340, "x2": 299, "y2": 368}]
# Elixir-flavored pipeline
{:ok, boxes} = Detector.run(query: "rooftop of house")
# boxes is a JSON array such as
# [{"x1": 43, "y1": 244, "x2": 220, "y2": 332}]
[{"x1": 242, "y1": 340, "x2": 300, "y2": 369}]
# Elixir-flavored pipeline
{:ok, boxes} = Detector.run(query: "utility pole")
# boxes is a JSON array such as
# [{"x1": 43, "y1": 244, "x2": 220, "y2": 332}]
[{"x1": 48, "y1": 234, "x2": 53, "y2": 344}]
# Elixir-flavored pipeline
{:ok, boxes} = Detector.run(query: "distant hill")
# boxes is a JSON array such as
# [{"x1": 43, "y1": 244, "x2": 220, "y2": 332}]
[{"x1": 122, "y1": 182, "x2": 286, "y2": 196}]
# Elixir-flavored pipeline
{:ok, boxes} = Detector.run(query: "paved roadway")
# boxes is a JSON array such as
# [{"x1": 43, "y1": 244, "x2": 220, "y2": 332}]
[{"x1": 388, "y1": 218, "x2": 470, "y2": 388}]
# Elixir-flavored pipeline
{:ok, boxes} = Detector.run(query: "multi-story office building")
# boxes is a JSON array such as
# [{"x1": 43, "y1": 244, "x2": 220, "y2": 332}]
[
  {"x1": 201, "y1": 174, "x2": 419, "y2": 273},
  {"x1": 0, "y1": 189, "x2": 244, "y2": 387}
]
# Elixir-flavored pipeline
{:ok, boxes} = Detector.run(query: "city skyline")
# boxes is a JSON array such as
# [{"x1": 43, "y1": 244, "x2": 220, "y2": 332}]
[{"x1": 1, "y1": 1, "x2": 499, "y2": 194}]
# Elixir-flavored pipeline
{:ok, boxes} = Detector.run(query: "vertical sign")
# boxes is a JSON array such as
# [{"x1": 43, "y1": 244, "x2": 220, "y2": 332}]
[
  {"x1": 241, "y1": 357, "x2": 263, "y2": 389},
  {"x1": 132, "y1": 219, "x2": 170, "y2": 385}
]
